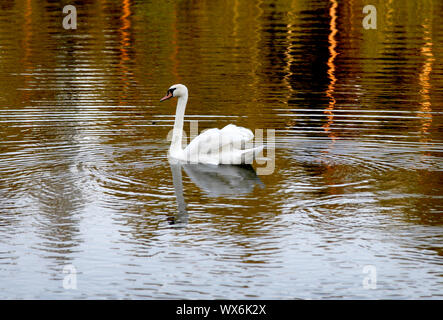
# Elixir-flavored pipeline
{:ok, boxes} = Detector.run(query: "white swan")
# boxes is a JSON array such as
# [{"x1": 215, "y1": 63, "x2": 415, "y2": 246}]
[{"x1": 160, "y1": 84, "x2": 263, "y2": 165}]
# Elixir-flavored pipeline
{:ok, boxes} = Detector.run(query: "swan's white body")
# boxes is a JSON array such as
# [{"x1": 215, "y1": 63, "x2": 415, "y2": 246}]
[{"x1": 161, "y1": 84, "x2": 263, "y2": 165}]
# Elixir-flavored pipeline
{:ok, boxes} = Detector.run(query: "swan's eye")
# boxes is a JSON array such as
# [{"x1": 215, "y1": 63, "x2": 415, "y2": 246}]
[{"x1": 168, "y1": 88, "x2": 177, "y2": 96}]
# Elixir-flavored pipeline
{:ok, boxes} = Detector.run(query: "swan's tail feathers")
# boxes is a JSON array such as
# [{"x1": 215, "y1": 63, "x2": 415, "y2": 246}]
[{"x1": 242, "y1": 145, "x2": 264, "y2": 164}]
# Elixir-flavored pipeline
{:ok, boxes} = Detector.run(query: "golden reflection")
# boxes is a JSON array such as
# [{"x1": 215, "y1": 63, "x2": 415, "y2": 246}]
[
  {"x1": 349, "y1": 0, "x2": 354, "y2": 35},
  {"x1": 231, "y1": 0, "x2": 240, "y2": 76},
  {"x1": 170, "y1": 5, "x2": 180, "y2": 81},
  {"x1": 232, "y1": 0, "x2": 239, "y2": 39},
  {"x1": 251, "y1": 0, "x2": 263, "y2": 90},
  {"x1": 22, "y1": 0, "x2": 33, "y2": 103},
  {"x1": 323, "y1": 0, "x2": 338, "y2": 143},
  {"x1": 283, "y1": 0, "x2": 298, "y2": 102},
  {"x1": 119, "y1": 0, "x2": 132, "y2": 102},
  {"x1": 418, "y1": 20, "x2": 434, "y2": 150},
  {"x1": 386, "y1": 0, "x2": 394, "y2": 28}
]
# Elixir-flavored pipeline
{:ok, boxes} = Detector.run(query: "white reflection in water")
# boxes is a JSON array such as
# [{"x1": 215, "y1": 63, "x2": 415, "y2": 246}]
[{"x1": 168, "y1": 158, "x2": 263, "y2": 226}]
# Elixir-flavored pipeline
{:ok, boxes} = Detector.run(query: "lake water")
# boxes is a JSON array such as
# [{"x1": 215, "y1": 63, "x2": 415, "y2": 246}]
[{"x1": 0, "y1": 0, "x2": 442, "y2": 299}]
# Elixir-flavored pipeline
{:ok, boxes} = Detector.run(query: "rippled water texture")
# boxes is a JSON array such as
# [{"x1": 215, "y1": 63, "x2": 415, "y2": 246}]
[{"x1": 0, "y1": 0, "x2": 442, "y2": 299}]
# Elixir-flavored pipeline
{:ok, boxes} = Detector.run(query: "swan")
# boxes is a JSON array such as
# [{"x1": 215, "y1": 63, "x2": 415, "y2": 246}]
[{"x1": 160, "y1": 84, "x2": 263, "y2": 165}]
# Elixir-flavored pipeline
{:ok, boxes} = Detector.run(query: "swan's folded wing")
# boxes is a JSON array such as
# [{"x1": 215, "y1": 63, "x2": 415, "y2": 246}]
[
  {"x1": 184, "y1": 124, "x2": 254, "y2": 156},
  {"x1": 220, "y1": 124, "x2": 254, "y2": 144},
  {"x1": 184, "y1": 128, "x2": 222, "y2": 156}
]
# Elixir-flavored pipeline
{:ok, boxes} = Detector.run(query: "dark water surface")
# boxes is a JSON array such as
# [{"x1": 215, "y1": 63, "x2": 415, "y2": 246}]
[{"x1": 0, "y1": 0, "x2": 442, "y2": 299}]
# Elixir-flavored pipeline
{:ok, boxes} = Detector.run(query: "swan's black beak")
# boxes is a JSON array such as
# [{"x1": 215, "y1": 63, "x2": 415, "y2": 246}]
[{"x1": 160, "y1": 91, "x2": 173, "y2": 102}]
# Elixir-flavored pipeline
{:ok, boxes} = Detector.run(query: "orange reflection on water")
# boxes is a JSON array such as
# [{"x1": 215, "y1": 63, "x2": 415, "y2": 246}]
[
  {"x1": 118, "y1": 0, "x2": 132, "y2": 102},
  {"x1": 283, "y1": 0, "x2": 297, "y2": 102},
  {"x1": 120, "y1": 0, "x2": 131, "y2": 62},
  {"x1": 323, "y1": 0, "x2": 338, "y2": 143},
  {"x1": 418, "y1": 21, "x2": 434, "y2": 144}
]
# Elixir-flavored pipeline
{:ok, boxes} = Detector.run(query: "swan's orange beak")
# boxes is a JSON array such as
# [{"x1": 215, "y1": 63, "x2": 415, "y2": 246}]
[{"x1": 160, "y1": 92, "x2": 173, "y2": 102}]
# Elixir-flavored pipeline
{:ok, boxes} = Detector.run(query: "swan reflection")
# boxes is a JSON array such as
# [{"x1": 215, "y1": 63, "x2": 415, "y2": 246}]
[{"x1": 168, "y1": 159, "x2": 263, "y2": 225}]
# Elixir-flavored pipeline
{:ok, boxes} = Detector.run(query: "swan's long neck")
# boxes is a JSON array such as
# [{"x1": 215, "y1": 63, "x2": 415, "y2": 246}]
[{"x1": 170, "y1": 93, "x2": 188, "y2": 155}]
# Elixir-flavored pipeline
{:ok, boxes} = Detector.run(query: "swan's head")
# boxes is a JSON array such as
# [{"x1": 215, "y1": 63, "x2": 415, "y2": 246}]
[{"x1": 160, "y1": 84, "x2": 188, "y2": 102}]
